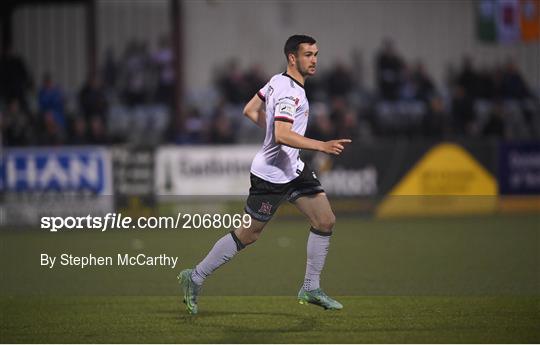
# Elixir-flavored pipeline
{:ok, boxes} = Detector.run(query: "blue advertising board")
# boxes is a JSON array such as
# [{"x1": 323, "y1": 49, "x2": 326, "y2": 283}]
[
  {"x1": 1, "y1": 147, "x2": 113, "y2": 226},
  {"x1": 498, "y1": 142, "x2": 540, "y2": 195},
  {"x1": 2, "y1": 147, "x2": 112, "y2": 194}
]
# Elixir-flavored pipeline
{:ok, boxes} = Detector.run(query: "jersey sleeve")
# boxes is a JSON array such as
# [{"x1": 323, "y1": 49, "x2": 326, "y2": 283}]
[
  {"x1": 257, "y1": 83, "x2": 269, "y2": 101},
  {"x1": 273, "y1": 88, "x2": 298, "y2": 124}
]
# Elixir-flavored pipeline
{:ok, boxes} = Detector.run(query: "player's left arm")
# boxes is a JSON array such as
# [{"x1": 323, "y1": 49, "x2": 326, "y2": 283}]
[{"x1": 243, "y1": 94, "x2": 266, "y2": 128}]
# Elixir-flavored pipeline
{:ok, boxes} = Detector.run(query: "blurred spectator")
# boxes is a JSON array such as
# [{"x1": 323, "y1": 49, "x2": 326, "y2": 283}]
[
  {"x1": 329, "y1": 97, "x2": 348, "y2": 137},
  {"x1": 38, "y1": 73, "x2": 66, "y2": 142},
  {"x1": 79, "y1": 74, "x2": 108, "y2": 143},
  {"x1": 399, "y1": 63, "x2": 417, "y2": 101},
  {"x1": 501, "y1": 59, "x2": 530, "y2": 100},
  {"x1": 306, "y1": 103, "x2": 334, "y2": 141},
  {"x1": 456, "y1": 56, "x2": 481, "y2": 100},
  {"x1": 451, "y1": 85, "x2": 475, "y2": 136},
  {"x1": 69, "y1": 116, "x2": 89, "y2": 145},
  {"x1": 216, "y1": 59, "x2": 246, "y2": 104},
  {"x1": 375, "y1": 38, "x2": 404, "y2": 100},
  {"x1": 483, "y1": 102, "x2": 506, "y2": 137},
  {"x1": 180, "y1": 107, "x2": 206, "y2": 144},
  {"x1": 304, "y1": 73, "x2": 324, "y2": 102},
  {"x1": 0, "y1": 46, "x2": 32, "y2": 112},
  {"x1": 325, "y1": 60, "x2": 354, "y2": 98},
  {"x1": 413, "y1": 61, "x2": 436, "y2": 102},
  {"x1": 477, "y1": 66, "x2": 495, "y2": 99},
  {"x1": 120, "y1": 41, "x2": 150, "y2": 107},
  {"x1": 422, "y1": 96, "x2": 447, "y2": 137},
  {"x1": 40, "y1": 110, "x2": 65, "y2": 145},
  {"x1": 244, "y1": 64, "x2": 267, "y2": 102},
  {"x1": 152, "y1": 35, "x2": 175, "y2": 107},
  {"x1": 3, "y1": 98, "x2": 34, "y2": 146},
  {"x1": 89, "y1": 115, "x2": 107, "y2": 144},
  {"x1": 209, "y1": 107, "x2": 235, "y2": 144},
  {"x1": 336, "y1": 109, "x2": 359, "y2": 139},
  {"x1": 102, "y1": 47, "x2": 118, "y2": 93}
]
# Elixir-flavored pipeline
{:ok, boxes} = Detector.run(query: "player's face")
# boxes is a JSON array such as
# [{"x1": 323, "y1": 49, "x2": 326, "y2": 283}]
[{"x1": 295, "y1": 43, "x2": 318, "y2": 77}]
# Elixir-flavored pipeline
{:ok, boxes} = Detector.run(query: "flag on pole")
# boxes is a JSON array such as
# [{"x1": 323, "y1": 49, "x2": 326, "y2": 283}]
[{"x1": 477, "y1": 0, "x2": 540, "y2": 43}]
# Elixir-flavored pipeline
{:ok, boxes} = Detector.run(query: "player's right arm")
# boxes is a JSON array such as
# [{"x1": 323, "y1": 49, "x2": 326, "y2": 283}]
[
  {"x1": 274, "y1": 121, "x2": 351, "y2": 155},
  {"x1": 243, "y1": 94, "x2": 266, "y2": 128}
]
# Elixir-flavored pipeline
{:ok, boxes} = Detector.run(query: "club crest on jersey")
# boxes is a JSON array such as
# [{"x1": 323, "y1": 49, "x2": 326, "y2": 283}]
[{"x1": 258, "y1": 201, "x2": 273, "y2": 215}]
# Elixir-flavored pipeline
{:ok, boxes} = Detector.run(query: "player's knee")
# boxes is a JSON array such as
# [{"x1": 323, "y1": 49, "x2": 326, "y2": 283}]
[{"x1": 313, "y1": 213, "x2": 336, "y2": 232}]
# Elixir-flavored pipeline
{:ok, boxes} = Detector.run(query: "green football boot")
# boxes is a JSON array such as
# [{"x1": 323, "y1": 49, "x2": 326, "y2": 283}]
[
  {"x1": 298, "y1": 287, "x2": 343, "y2": 310},
  {"x1": 177, "y1": 269, "x2": 201, "y2": 315}
]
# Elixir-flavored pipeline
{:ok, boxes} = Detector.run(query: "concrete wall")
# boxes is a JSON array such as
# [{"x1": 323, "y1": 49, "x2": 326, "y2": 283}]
[
  {"x1": 182, "y1": 0, "x2": 539, "y2": 92},
  {"x1": 13, "y1": 4, "x2": 87, "y2": 94}
]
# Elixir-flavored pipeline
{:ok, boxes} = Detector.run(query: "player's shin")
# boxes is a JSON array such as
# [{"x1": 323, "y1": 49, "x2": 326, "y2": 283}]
[
  {"x1": 190, "y1": 231, "x2": 245, "y2": 285},
  {"x1": 303, "y1": 227, "x2": 331, "y2": 291}
]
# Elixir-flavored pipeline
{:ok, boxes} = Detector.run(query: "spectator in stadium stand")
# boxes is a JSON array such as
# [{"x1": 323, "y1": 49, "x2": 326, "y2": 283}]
[
  {"x1": 38, "y1": 73, "x2": 66, "y2": 142},
  {"x1": 413, "y1": 61, "x2": 436, "y2": 102},
  {"x1": 0, "y1": 46, "x2": 33, "y2": 113},
  {"x1": 422, "y1": 96, "x2": 448, "y2": 137},
  {"x1": 120, "y1": 40, "x2": 150, "y2": 107},
  {"x1": 79, "y1": 74, "x2": 109, "y2": 143},
  {"x1": 216, "y1": 58, "x2": 246, "y2": 105},
  {"x1": 336, "y1": 109, "x2": 359, "y2": 140},
  {"x1": 181, "y1": 107, "x2": 206, "y2": 144},
  {"x1": 3, "y1": 98, "x2": 34, "y2": 146},
  {"x1": 325, "y1": 60, "x2": 354, "y2": 98},
  {"x1": 69, "y1": 116, "x2": 89, "y2": 145},
  {"x1": 399, "y1": 63, "x2": 417, "y2": 101},
  {"x1": 243, "y1": 64, "x2": 267, "y2": 104},
  {"x1": 477, "y1": 66, "x2": 496, "y2": 100},
  {"x1": 306, "y1": 103, "x2": 335, "y2": 142},
  {"x1": 451, "y1": 84, "x2": 476, "y2": 136},
  {"x1": 102, "y1": 47, "x2": 118, "y2": 94},
  {"x1": 152, "y1": 35, "x2": 175, "y2": 108},
  {"x1": 501, "y1": 59, "x2": 531, "y2": 100},
  {"x1": 491, "y1": 65, "x2": 505, "y2": 101},
  {"x1": 209, "y1": 107, "x2": 235, "y2": 144},
  {"x1": 375, "y1": 38, "x2": 404, "y2": 100},
  {"x1": 40, "y1": 110, "x2": 65, "y2": 145},
  {"x1": 456, "y1": 56, "x2": 481, "y2": 100},
  {"x1": 328, "y1": 96, "x2": 349, "y2": 137},
  {"x1": 483, "y1": 101, "x2": 506, "y2": 138}
]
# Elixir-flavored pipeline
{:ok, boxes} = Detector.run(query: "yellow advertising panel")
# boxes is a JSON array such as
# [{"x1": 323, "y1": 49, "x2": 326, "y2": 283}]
[{"x1": 377, "y1": 143, "x2": 498, "y2": 218}]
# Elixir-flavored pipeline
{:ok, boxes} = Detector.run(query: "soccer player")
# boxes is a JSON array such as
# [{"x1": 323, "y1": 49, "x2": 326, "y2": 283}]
[{"x1": 178, "y1": 35, "x2": 351, "y2": 314}]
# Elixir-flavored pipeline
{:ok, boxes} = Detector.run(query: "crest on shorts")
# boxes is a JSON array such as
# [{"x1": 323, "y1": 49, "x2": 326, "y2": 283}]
[{"x1": 258, "y1": 201, "x2": 273, "y2": 215}]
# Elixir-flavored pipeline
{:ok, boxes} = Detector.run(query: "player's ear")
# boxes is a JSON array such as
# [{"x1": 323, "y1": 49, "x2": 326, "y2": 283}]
[{"x1": 288, "y1": 53, "x2": 296, "y2": 66}]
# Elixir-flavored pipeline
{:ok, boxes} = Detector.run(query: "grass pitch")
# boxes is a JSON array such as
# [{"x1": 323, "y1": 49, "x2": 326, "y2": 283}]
[
  {"x1": 0, "y1": 213, "x2": 539, "y2": 343},
  {"x1": 1, "y1": 296, "x2": 538, "y2": 343}
]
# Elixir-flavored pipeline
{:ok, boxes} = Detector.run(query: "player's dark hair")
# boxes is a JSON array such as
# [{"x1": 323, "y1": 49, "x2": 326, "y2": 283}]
[{"x1": 284, "y1": 35, "x2": 316, "y2": 63}]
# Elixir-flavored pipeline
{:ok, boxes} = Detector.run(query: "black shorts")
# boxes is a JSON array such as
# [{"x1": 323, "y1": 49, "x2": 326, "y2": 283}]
[{"x1": 244, "y1": 165, "x2": 324, "y2": 222}]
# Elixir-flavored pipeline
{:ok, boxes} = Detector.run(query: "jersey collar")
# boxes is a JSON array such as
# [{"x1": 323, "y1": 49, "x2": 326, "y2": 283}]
[{"x1": 282, "y1": 72, "x2": 305, "y2": 89}]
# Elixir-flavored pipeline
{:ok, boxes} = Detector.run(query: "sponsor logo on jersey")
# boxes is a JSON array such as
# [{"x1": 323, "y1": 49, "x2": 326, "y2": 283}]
[{"x1": 278, "y1": 102, "x2": 295, "y2": 117}]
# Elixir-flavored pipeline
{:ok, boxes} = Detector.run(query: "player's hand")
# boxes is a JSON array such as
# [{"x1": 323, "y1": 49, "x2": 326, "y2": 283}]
[{"x1": 320, "y1": 139, "x2": 352, "y2": 155}]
